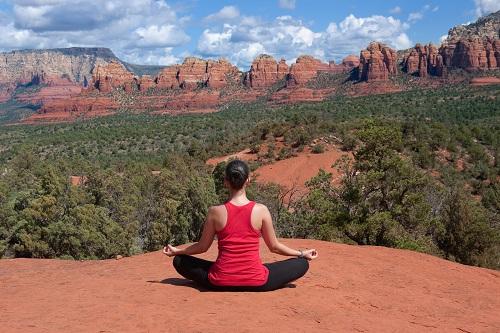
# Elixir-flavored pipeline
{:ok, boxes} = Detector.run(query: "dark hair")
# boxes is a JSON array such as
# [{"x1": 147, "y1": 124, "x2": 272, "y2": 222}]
[{"x1": 225, "y1": 160, "x2": 249, "y2": 189}]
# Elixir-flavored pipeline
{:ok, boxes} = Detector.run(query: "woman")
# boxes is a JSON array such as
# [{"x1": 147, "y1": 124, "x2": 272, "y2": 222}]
[{"x1": 164, "y1": 159, "x2": 318, "y2": 291}]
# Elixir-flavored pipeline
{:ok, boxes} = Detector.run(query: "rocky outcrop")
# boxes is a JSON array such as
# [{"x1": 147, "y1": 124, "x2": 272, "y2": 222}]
[
  {"x1": 244, "y1": 55, "x2": 288, "y2": 88},
  {"x1": 138, "y1": 75, "x2": 155, "y2": 92},
  {"x1": 92, "y1": 61, "x2": 136, "y2": 93},
  {"x1": 286, "y1": 55, "x2": 360, "y2": 87},
  {"x1": 440, "y1": 37, "x2": 499, "y2": 70},
  {"x1": 0, "y1": 48, "x2": 115, "y2": 86},
  {"x1": 402, "y1": 44, "x2": 444, "y2": 77},
  {"x1": 1, "y1": 239, "x2": 499, "y2": 333},
  {"x1": 154, "y1": 58, "x2": 240, "y2": 90},
  {"x1": 358, "y1": 42, "x2": 398, "y2": 82},
  {"x1": 401, "y1": 10, "x2": 500, "y2": 77},
  {"x1": 156, "y1": 65, "x2": 180, "y2": 89},
  {"x1": 446, "y1": 10, "x2": 499, "y2": 41},
  {"x1": 206, "y1": 59, "x2": 240, "y2": 88},
  {"x1": 342, "y1": 55, "x2": 361, "y2": 68}
]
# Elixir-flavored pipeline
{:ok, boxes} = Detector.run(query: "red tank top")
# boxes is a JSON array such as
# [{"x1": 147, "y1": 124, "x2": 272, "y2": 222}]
[{"x1": 208, "y1": 201, "x2": 269, "y2": 286}]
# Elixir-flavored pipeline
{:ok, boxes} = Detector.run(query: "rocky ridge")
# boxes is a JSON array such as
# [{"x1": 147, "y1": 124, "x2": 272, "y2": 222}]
[
  {"x1": 2, "y1": 11, "x2": 500, "y2": 123},
  {"x1": 402, "y1": 10, "x2": 500, "y2": 77}
]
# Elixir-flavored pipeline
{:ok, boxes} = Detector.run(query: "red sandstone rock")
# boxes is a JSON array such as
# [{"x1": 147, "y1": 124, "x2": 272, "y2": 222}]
[
  {"x1": 206, "y1": 59, "x2": 240, "y2": 89},
  {"x1": 177, "y1": 57, "x2": 208, "y2": 89},
  {"x1": 470, "y1": 76, "x2": 500, "y2": 85},
  {"x1": 139, "y1": 75, "x2": 155, "y2": 91},
  {"x1": 245, "y1": 54, "x2": 285, "y2": 88},
  {"x1": 35, "y1": 96, "x2": 119, "y2": 120},
  {"x1": 1, "y1": 239, "x2": 499, "y2": 332},
  {"x1": 287, "y1": 56, "x2": 331, "y2": 86},
  {"x1": 358, "y1": 42, "x2": 397, "y2": 82},
  {"x1": 440, "y1": 37, "x2": 500, "y2": 71},
  {"x1": 156, "y1": 65, "x2": 180, "y2": 89},
  {"x1": 342, "y1": 55, "x2": 360, "y2": 68},
  {"x1": 403, "y1": 43, "x2": 445, "y2": 77},
  {"x1": 92, "y1": 61, "x2": 136, "y2": 92}
]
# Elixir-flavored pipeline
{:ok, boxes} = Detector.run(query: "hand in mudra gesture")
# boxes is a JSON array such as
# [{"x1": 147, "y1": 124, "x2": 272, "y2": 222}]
[
  {"x1": 163, "y1": 244, "x2": 180, "y2": 257},
  {"x1": 301, "y1": 249, "x2": 318, "y2": 260}
]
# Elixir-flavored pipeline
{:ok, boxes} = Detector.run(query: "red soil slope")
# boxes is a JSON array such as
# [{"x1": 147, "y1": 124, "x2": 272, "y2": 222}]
[
  {"x1": 254, "y1": 148, "x2": 348, "y2": 193},
  {"x1": 1, "y1": 239, "x2": 499, "y2": 333}
]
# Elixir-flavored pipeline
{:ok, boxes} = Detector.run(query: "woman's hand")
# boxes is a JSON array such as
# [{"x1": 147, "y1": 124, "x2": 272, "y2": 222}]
[
  {"x1": 163, "y1": 244, "x2": 180, "y2": 257},
  {"x1": 301, "y1": 249, "x2": 318, "y2": 260}
]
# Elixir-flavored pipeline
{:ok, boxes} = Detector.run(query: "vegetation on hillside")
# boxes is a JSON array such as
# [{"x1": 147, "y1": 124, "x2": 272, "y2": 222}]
[{"x1": 0, "y1": 84, "x2": 498, "y2": 268}]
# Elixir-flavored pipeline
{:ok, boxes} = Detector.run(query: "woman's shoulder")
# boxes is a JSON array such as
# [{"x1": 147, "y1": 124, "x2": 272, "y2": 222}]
[
  {"x1": 208, "y1": 204, "x2": 226, "y2": 215},
  {"x1": 252, "y1": 202, "x2": 269, "y2": 213}
]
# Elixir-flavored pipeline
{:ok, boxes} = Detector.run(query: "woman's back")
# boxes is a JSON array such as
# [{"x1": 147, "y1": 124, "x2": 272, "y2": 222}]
[{"x1": 208, "y1": 201, "x2": 269, "y2": 286}]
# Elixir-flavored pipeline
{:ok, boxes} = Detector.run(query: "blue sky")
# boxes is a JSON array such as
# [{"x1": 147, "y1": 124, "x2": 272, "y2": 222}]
[{"x1": 0, "y1": 0, "x2": 498, "y2": 69}]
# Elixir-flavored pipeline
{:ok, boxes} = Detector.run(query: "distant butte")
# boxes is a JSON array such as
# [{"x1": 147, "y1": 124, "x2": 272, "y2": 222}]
[{"x1": 0, "y1": 10, "x2": 499, "y2": 123}]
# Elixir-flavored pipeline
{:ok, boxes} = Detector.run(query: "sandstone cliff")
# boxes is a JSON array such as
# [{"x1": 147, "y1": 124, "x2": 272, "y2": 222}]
[
  {"x1": 402, "y1": 10, "x2": 500, "y2": 77},
  {"x1": 358, "y1": 42, "x2": 398, "y2": 82},
  {"x1": 0, "y1": 48, "x2": 116, "y2": 86},
  {"x1": 244, "y1": 54, "x2": 288, "y2": 88}
]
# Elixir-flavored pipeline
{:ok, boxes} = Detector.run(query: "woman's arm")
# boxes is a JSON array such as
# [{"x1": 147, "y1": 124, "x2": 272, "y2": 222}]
[
  {"x1": 163, "y1": 207, "x2": 216, "y2": 257},
  {"x1": 260, "y1": 205, "x2": 318, "y2": 260}
]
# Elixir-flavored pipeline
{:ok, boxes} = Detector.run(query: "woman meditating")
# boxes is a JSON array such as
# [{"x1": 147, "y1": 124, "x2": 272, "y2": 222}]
[{"x1": 164, "y1": 159, "x2": 318, "y2": 291}]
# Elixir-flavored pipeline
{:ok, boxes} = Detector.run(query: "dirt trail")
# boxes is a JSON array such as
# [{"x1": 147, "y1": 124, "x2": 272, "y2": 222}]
[
  {"x1": 254, "y1": 148, "x2": 347, "y2": 194},
  {"x1": 1, "y1": 239, "x2": 499, "y2": 332}
]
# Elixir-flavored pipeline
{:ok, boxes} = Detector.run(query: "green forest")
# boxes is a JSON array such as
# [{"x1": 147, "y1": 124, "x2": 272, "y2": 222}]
[{"x1": 0, "y1": 83, "x2": 498, "y2": 268}]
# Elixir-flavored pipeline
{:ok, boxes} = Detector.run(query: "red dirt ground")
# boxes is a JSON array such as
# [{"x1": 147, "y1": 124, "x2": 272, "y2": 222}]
[
  {"x1": 0, "y1": 239, "x2": 499, "y2": 333},
  {"x1": 254, "y1": 147, "x2": 348, "y2": 193}
]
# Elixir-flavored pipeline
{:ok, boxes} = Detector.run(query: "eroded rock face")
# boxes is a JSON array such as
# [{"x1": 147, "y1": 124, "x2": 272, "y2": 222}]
[
  {"x1": 403, "y1": 44, "x2": 444, "y2": 77},
  {"x1": 404, "y1": 38, "x2": 500, "y2": 77},
  {"x1": 139, "y1": 75, "x2": 155, "y2": 92},
  {"x1": 342, "y1": 55, "x2": 361, "y2": 68},
  {"x1": 287, "y1": 56, "x2": 331, "y2": 86},
  {"x1": 156, "y1": 65, "x2": 180, "y2": 89},
  {"x1": 154, "y1": 58, "x2": 240, "y2": 90},
  {"x1": 358, "y1": 42, "x2": 398, "y2": 82},
  {"x1": 440, "y1": 37, "x2": 499, "y2": 70},
  {"x1": 206, "y1": 59, "x2": 240, "y2": 89},
  {"x1": 92, "y1": 61, "x2": 136, "y2": 93},
  {"x1": 245, "y1": 55, "x2": 288, "y2": 88},
  {"x1": 0, "y1": 48, "x2": 114, "y2": 87}
]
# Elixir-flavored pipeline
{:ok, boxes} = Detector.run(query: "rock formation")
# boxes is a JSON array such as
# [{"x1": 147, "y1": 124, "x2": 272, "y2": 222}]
[
  {"x1": 342, "y1": 55, "x2": 361, "y2": 68},
  {"x1": 358, "y1": 42, "x2": 398, "y2": 82},
  {"x1": 153, "y1": 58, "x2": 240, "y2": 90},
  {"x1": 92, "y1": 61, "x2": 136, "y2": 93},
  {"x1": 440, "y1": 37, "x2": 499, "y2": 70},
  {"x1": 244, "y1": 55, "x2": 288, "y2": 88},
  {"x1": 403, "y1": 11, "x2": 499, "y2": 77},
  {"x1": 206, "y1": 59, "x2": 240, "y2": 89},
  {"x1": 0, "y1": 48, "x2": 115, "y2": 86},
  {"x1": 402, "y1": 43, "x2": 444, "y2": 77}
]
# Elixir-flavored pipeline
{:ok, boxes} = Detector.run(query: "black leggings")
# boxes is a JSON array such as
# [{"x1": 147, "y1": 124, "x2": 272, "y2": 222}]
[{"x1": 172, "y1": 255, "x2": 309, "y2": 292}]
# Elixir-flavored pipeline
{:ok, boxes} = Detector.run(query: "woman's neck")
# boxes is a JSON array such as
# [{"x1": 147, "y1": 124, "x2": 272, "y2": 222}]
[{"x1": 228, "y1": 188, "x2": 249, "y2": 205}]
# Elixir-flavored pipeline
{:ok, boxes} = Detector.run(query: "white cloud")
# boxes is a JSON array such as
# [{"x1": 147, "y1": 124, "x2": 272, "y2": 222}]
[
  {"x1": 408, "y1": 12, "x2": 424, "y2": 23},
  {"x1": 204, "y1": 6, "x2": 240, "y2": 22},
  {"x1": 123, "y1": 47, "x2": 181, "y2": 66},
  {"x1": 474, "y1": 0, "x2": 500, "y2": 16},
  {"x1": 197, "y1": 14, "x2": 411, "y2": 69},
  {"x1": 134, "y1": 25, "x2": 190, "y2": 48},
  {"x1": 0, "y1": 0, "x2": 191, "y2": 65},
  {"x1": 389, "y1": 6, "x2": 401, "y2": 14},
  {"x1": 279, "y1": 0, "x2": 296, "y2": 10}
]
